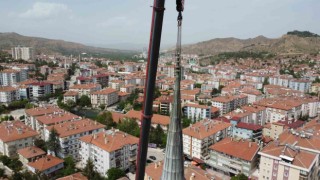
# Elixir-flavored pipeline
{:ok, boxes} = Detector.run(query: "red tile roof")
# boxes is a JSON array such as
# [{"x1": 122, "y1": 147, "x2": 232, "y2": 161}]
[
  {"x1": 0, "y1": 121, "x2": 38, "y2": 142},
  {"x1": 236, "y1": 122, "x2": 263, "y2": 131},
  {"x1": 17, "y1": 146, "x2": 46, "y2": 159},
  {"x1": 209, "y1": 137, "x2": 259, "y2": 161},
  {"x1": 27, "y1": 155, "x2": 64, "y2": 172}
]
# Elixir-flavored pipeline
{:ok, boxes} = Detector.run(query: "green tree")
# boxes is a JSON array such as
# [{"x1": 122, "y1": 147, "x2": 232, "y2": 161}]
[
  {"x1": 231, "y1": 173, "x2": 248, "y2": 180},
  {"x1": 60, "y1": 156, "x2": 76, "y2": 176},
  {"x1": 194, "y1": 83, "x2": 202, "y2": 88},
  {"x1": 46, "y1": 128, "x2": 61, "y2": 157},
  {"x1": 99, "y1": 104, "x2": 106, "y2": 110},
  {"x1": 117, "y1": 118, "x2": 140, "y2": 137},
  {"x1": 263, "y1": 77, "x2": 270, "y2": 86},
  {"x1": 0, "y1": 168, "x2": 6, "y2": 178},
  {"x1": 25, "y1": 103, "x2": 35, "y2": 109},
  {"x1": 78, "y1": 95, "x2": 91, "y2": 108},
  {"x1": 34, "y1": 138, "x2": 47, "y2": 151},
  {"x1": 149, "y1": 124, "x2": 165, "y2": 147},
  {"x1": 96, "y1": 111, "x2": 116, "y2": 129},
  {"x1": 182, "y1": 116, "x2": 192, "y2": 128},
  {"x1": 106, "y1": 167, "x2": 126, "y2": 180},
  {"x1": 82, "y1": 159, "x2": 103, "y2": 180}
]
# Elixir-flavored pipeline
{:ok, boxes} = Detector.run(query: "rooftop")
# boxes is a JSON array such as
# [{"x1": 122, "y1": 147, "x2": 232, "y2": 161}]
[
  {"x1": 126, "y1": 110, "x2": 170, "y2": 126},
  {"x1": 56, "y1": 172, "x2": 88, "y2": 180},
  {"x1": 25, "y1": 106, "x2": 63, "y2": 117},
  {"x1": 46, "y1": 119, "x2": 105, "y2": 138},
  {"x1": 27, "y1": 155, "x2": 64, "y2": 172},
  {"x1": 183, "y1": 119, "x2": 231, "y2": 140},
  {"x1": 79, "y1": 129, "x2": 139, "y2": 152},
  {"x1": 17, "y1": 146, "x2": 46, "y2": 159},
  {"x1": 236, "y1": 122, "x2": 263, "y2": 131},
  {"x1": 0, "y1": 121, "x2": 38, "y2": 142},
  {"x1": 70, "y1": 83, "x2": 101, "y2": 89},
  {"x1": 36, "y1": 112, "x2": 81, "y2": 125},
  {"x1": 209, "y1": 137, "x2": 259, "y2": 161},
  {"x1": 91, "y1": 88, "x2": 118, "y2": 95}
]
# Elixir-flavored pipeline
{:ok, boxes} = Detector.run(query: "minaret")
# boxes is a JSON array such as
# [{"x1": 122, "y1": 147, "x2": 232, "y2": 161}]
[{"x1": 161, "y1": 11, "x2": 184, "y2": 180}]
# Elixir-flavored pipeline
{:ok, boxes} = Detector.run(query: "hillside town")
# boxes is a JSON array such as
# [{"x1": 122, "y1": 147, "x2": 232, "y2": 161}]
[{"x1": 0, "y1": 44, "x2": 319, "y2": 180}]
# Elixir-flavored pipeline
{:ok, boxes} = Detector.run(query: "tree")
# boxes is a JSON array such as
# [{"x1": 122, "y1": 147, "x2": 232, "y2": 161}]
[
  {"x1": 99, "y1": 104, "x2": 106, "y2": 110},
  {"x1": 117, "y1": 118, "x2": 140, "y2": 137},
  {"x1": 34, "y1": 139, "x2": 47, "y2": 151},
  {"x1": 46, "y1": 128, "x2": 61, "y2": 157},
  {"x1": 231, "y1": 173, "x2": 248, "y2": 180},
  {"x1": 60, "y1": 156, "x2": 76, "y2": 176},
  {"x1": 263, "y1": 77, "x2": 270, "y2": 86},
  {"x1": 106, "y1": 167, "x2": 126, "y2": 180},
  {"x1": 149, "y1": 125, "x2": 165, "y2": 147},
  {"x1": 194, "y1": 83, "x2": 202, "y2": 88},
  {"x1": 182, "y1": 116, "x2": 192, "y2": 128},
  {"x1": 0, "y1": 168, "x2": 5, "y2": 178},
  {"x1": 82, "y1": 159, "x2": 103, "y2": 180},
  {"x1": 78, "y1": 95, "x2": 91, "y2": 108},
  {"x1": 96, "y1": 111, "x2": 116, "y2": 129}
]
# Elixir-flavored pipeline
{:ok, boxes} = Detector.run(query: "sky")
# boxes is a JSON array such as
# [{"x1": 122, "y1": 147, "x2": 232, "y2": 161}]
[{"x1": 0, "y1": 0, "x2": 319, "y2": 50}]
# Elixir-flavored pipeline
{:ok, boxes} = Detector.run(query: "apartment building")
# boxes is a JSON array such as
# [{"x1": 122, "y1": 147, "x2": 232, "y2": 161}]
[
  {"x1": 239, "y1": 88, "x2": 263, "y2": 104},
  {"x1": 29, "y1": 81, "x2": 53, "y2": 100},
  {"x1": 0, "y1": 86, "x2": 20, "y2": 104},
  {"x1": 258, "y1": 142, "x2": 318, "y2": 180},
  {"x1": 108, "y1": 80, "x2": 125, "y2": 91},
  {"x1": 0, "y1": 69, "x2": 26, "y2": 86},
  {"x1": 145, "y1": 162, "x2": 220, "y2": 180},
  {"x1": 69, "y1": 83, "x2": 101, "y2": 97},
  {"x1": 182, "y1": 119, "x2": 232, "y2": 161},
  {"x1": 310, "y1": 83, "x2": 320, "y2": 94},
  {"x1": 44, "y1": 119, "x2": 105, "y2": 160},
  {"x1": 207, "y1": 137, "x2": 259, "y2": 177},
  {"x1": 63, "y1": 90, "x2": 79, "y2": 104},
  {"x1": 224, "y1": 105, "x2": 267, "y2": 126},
  {"x1": 254, "y1": 98, "x2": 303, "y2": 123},
  {"x1": 27, "y1": 155, "x2": 64, "y2": 176},
  {"x1": 17, "y1": 146, "x2": 46, "y2": 165},
  {"x1": 232, "y1": 122, "x2": 263, "y2": 141},
  {"x1": 212, "y1": 95, "x2": 248, "y2": 115},
  {"x1": 90, "y1": 88, "x2": 119, "y2": 107},
  {"x1": 34, "y1": 112, "x2": 82, "y2": 139},
  {"x1": 11, "y1": 46, "x2": 34, "y2": 60},
  {"x1": 289, "y1": 79, "x2": 312, "y2": 93},
  {"x1": 79, "y1": 129, "x2": 139, "y2": 176},
  {"x1": 0, "y1": 121, "x2": 38, "y2": 157},
  {"x1": 25, "y1": 106, "x2": 64, "y2": 129},
  {"x1": 183, "y1": 103, "x2": 212, "y2": 122}
]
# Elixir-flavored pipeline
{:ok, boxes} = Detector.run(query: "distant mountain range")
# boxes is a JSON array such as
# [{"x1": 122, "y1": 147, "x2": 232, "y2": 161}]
[
  {"x1": 181, "y1": 31, "x2": 320, "y2": 55},
  {"x1": 0, "y1": 32, "x2": 137, "y2": 59}
]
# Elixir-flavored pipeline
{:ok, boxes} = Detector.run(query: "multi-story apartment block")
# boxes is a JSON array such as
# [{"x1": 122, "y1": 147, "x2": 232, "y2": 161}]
[
  {"x1": 11, "y1": 46, "x2": 34, "y2": 60},
  {"x1": 259, "y1": 142, "x2": 318, "y2": 180},
  {"x1": 34, "y1": 112, "x2": 82, "y2": 139},
  {"x1": 182, "y1": 119, "x2": 232, "y2": 161},
  {"x1": 145, "y1": 162, "x2": 220, "y2": 180},
  {"x1": 224, "y1": 105, "x2": 267, "y2": 126},
  {"x1": 289, "y1": 79, "x2": 312, "y2": 93},
  {"x1": 0, "y1": 69, "x2": 26, "y2": 86},
  {"x1": 25, "y1": 106, "x2": 64, "y2": 129},
  {"x1": 239, "y1": 88, "x2": 263, "y2": 104},
  {"x1": 90, "y1": 88, "x2": 119, "y2": 107},
  {"x1": 108, "y1": 80, "x2": 125, "y2": 91},
  {"x1": 29, "y1": 81, "x2": 53, "y2": 100},
  {"x1": 231, "y1": 121, "x2": 263, "y2": 141},
  {"x1": 63, "y1": 91, "x2": 79, "y2": 104},
  {"x1": 44, "y1": 119, "x2": 105, "y2": 160},
  {"x1": 268, "y1": 75, "x2": 293, "y2": 87},
  {"x1": 212, "y1": 95, "x2": 248, "y2": 115},
  {"x1": 207, "y1": 137, "x2": 259, "y2": 177},
  {"x1": 310, "y1": 83, "x2": 320, "y2": 94},
  {"x1": 0, "y1": 121, "x2": 38, "y2": 157},
  {"x1": 79, "y1": 129, "x2": 139, "y2": 176},
  {"x1": 183, "y1": 103, "x2": 212, "y2": 122},
  {"x1": 254, "y1": 98, "x2": 303, "y2": 123},
  {"x1": 0, "y1": 86, "x2": 20, "y2": 104},
  {"x1": 69, "y1": 83, "x2": 101, "y2": 97}
]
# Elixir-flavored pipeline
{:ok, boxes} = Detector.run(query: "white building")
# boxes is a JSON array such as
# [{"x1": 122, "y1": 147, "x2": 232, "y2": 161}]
[
  {"x1": 79, "y1": 129, "x2": 139, "y2": 176},
  {"x1": 0, "y1": 86, "x2": 20, "y2": 104},
  {"x1": 29, "y1": 82, "x2": 53, "y2": 100},
  {"x1": 11, "y1": 46, "x2": 34, "y2": 60},
  {"x1": 0, "y1": 69, "x2": 26, "y2": 86},
  {"x1": 182, "y1": 119, "x2": 231, "y2": 161},
  {"x1": 69, "y1": 83, "x2": 101, "y2": 97},
  {"x1": 183, "y1": 103, "x2": 211, "y2": 122},
  {"x1": 44, "y1": 119, "x2": 105, "y2": 160},
  {"x1": 25, "y1": 106, "x2": 64, "y2": 129},
  {"x1": 0, "y1": 121, "x2": 38, "y2": 157},
  {"x1": 90, "y1": 88, "x2": 119, "y2": 107}
]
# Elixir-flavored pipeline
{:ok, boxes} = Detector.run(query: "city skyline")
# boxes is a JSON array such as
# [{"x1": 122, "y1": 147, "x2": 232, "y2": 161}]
[{"x1": 0, "y1": 0, "x2": 319, "y2": 49}]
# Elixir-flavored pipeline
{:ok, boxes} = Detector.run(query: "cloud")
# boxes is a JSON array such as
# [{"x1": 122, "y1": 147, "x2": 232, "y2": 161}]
[{"x1": 19, "y1": 2, "x2": 71, "y2": 19}]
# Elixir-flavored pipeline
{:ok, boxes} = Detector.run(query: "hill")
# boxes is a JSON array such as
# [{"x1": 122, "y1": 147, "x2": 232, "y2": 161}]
[
  {"x1": 0, "y1": 32, "x2": 137, "y2": 59},
  {"x1": 182, "y1": 31, "x2": 320, "y2": 55}
]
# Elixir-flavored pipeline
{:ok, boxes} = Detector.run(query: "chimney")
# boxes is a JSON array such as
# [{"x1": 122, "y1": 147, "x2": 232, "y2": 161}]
[
  {"x1": 249, "y1": 142, "x2": 252, "y2": 148},
  {"x1": 104, "y1": 138, "x2": 108, "y2": 144},
  {"x1": 93, "y1": 134, "x2": 97, "y2": 139},
  {"x1": 190, "y1": 173, "x2": 195, "y2": 180},
  {"x1": 155, "y1": 163, "x2": 158, "y2": 169}
]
